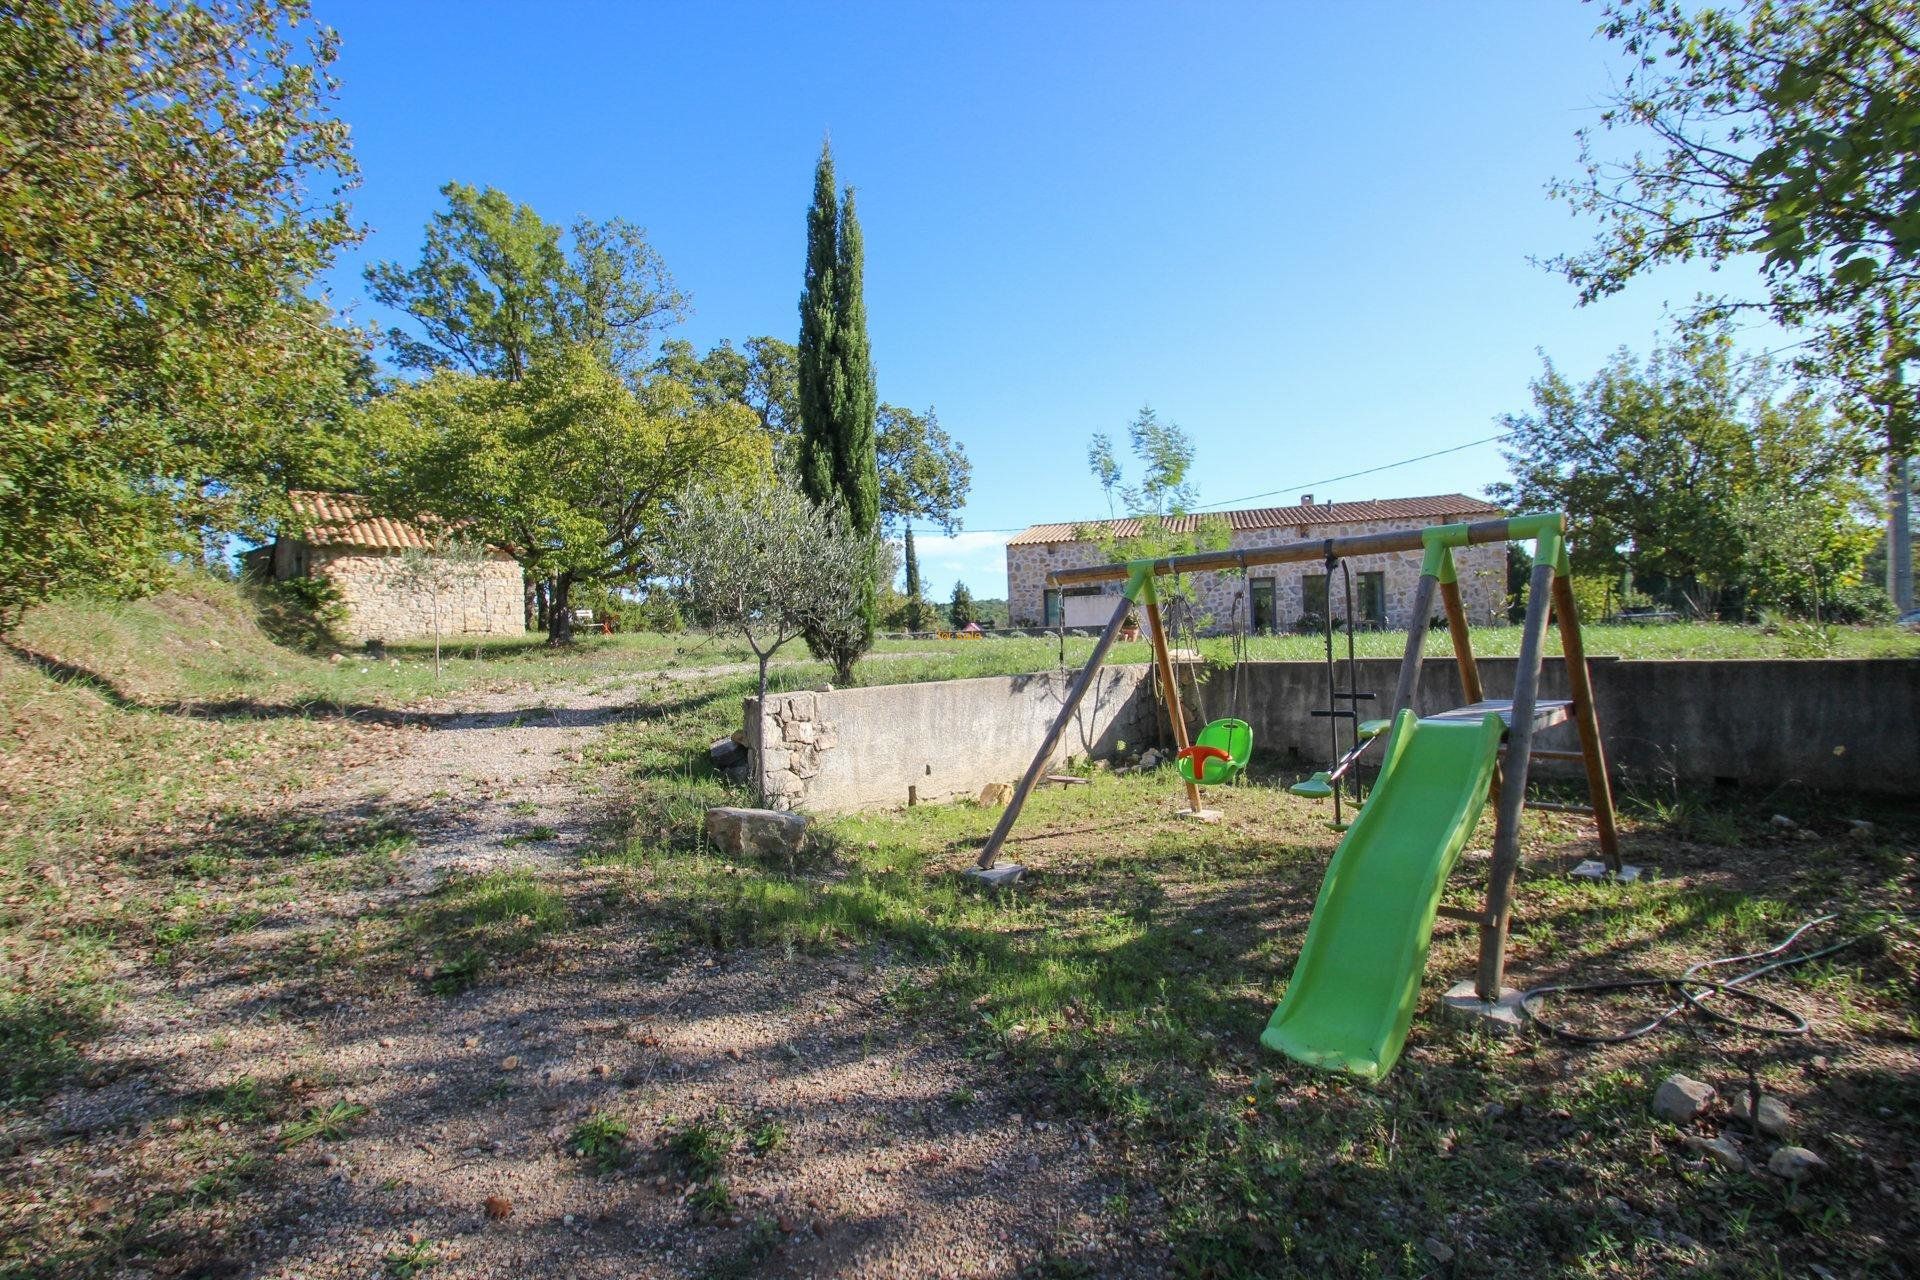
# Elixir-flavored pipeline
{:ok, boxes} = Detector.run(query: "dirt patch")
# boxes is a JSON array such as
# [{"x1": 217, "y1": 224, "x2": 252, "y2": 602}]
[{"x1": 4, "y1": 680, "x2": 1148, "y2": 1279}]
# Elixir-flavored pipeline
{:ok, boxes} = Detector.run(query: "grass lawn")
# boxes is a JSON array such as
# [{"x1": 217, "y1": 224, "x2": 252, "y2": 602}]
[
  {"x1": 590, "y1": 670, "x2": 1920, "y2": 1278},
  {"x1": 3, "y1": 575, "x2": 1917, "y2": 1277}
]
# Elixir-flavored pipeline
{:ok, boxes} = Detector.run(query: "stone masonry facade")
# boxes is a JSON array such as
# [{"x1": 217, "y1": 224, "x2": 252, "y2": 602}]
[
  {"x1": 750, "y1": 691, "x2": 837, "y2": 811},
  {"x1": 266, "y1": 491, "x2": 526, "y2": 644},
  {"x1": 1006, "y1": 497, "x2": 1508, "y2": 633},
  {"x1": 305, "y1": 546, "x2": 525, "y2": 644}
]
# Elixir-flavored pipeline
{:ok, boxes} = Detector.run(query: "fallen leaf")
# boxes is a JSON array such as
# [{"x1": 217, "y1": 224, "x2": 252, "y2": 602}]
[{"x1": 484, "y1": 1195, "x2": 513, "y2": 1220}]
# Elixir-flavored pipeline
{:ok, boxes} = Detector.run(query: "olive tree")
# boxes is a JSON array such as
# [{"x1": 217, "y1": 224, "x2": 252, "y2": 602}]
[{"x1": 665, "y1": 477, "x2": 889, "y2": 715}]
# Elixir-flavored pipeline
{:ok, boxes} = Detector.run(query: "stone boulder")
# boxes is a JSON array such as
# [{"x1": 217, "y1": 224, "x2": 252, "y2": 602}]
[
  {"x1": 1768, "y1": 1146, "x2": 1825, "y2": 1181},
  {"x1": 1652, "y1": 1074, "x2": 1715, "y2": 1124},
  {"x1": 709, "y1": 735, "x2": 746, "y2": 770},
  {"x1": 705, "y1": 807, "x2": 808, "y2": 859},
  {"x1": 977, "y1": 782, "x2": 1015, "y2": 807},
  {"x1": 1732, "y1": 1090, "x2": 1793, "y2": 1139}
]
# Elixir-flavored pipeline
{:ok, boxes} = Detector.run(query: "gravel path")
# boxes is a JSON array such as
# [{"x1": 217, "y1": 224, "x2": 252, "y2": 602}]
[
  {"x1": 349, "y1": 684, "x2": 641, "y2": 886},
  {"x1": 48, "y1": 679, "x2": 1155, "y2": 1278}
]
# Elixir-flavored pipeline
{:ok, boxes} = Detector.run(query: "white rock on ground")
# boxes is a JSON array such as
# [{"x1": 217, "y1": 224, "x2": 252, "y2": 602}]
[
  {"x1": 1732, "y1": 1090, "x2": 1793, "y2": 1139},
  {"x1": 704, "y1": 806, "x2": 808, "y2": 858},
  {"x1": 1686, "y1": 1134, "x2": 1749, "y2": 1172},
  {"x1": 1769, "y1": 1146, "x2": 1827, "y2": 1181},
  {"x1": 1653, "y1": 1074, "x2": 1716, "y2": 1123}
]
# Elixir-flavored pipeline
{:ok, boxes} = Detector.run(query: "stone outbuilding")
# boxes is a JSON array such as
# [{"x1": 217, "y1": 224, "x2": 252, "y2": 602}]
[
  {"x1": 1005, "y1": 493, "x2": 1508, "y2": 633},
  {"x1": 249, "y1": 491, "x2": 524, "y2": 643}
]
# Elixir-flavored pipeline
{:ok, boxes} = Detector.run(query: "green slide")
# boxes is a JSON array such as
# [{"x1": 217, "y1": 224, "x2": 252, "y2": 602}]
[{"x1": 1260, "y1": 708, "x2": 1505, "y2": 1081}]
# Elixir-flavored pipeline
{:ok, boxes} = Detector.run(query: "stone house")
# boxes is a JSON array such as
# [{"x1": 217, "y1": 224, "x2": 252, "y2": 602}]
[
  {"x1": 1004, "y1": 493, "x2": 1508, "y2": 633},
  {"x1": 250, "y1": 491, "x2": 525, "y2": 643}
]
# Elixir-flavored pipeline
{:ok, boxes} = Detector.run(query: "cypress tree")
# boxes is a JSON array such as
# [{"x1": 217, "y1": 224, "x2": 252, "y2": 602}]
[
  {"x1": 796, "y1": 139, "x2": 881, "y2": 681},
  {"x1": 797, "y1": 143, "x2": 839, "y2": 508},
  {"x1": 828, "y1": 186, "x2": 880, "y2": 534}
]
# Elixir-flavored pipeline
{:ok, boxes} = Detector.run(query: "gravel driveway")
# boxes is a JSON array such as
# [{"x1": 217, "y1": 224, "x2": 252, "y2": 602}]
[{"x1": 48, "y1": 681, "x2": 1155, "y2": 1279}]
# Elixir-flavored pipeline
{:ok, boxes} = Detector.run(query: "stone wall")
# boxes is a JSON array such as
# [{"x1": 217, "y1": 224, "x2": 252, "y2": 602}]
[
  {"x1": 749, "y1": 667, "x2": 1158, "y2": 813},
  {"x1": 1216, "y1": 657, "x2": 1920, "y2": 796},
  {"x1": 308, "y1": 546, "x2": 525, "y2": 642},
  {"x1": 1005, "y1": 518, "x2": 1506, "y2": 632},
  {"x1": 750, "y1": 656, "x2": 1920, "y2": 814}
]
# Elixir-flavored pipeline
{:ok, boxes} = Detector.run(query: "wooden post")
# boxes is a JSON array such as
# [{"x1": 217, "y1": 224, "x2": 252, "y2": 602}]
[
  {"x1": 1475, "y1": 559, "x2": 1556, "y2": 1000},
  {"x1": 1440, "y1": 571, "x2": 1500, "y2": 802},
  {"x1": 1439, "y1": 578, "x2": 1484, "y2": 706},
  {"x1": 976, "y1": 592, "x2": 1134, "y2": 871},
  {"x1": 1389, "y1": 573, "x2": 1438, "y2": 719},
  {"x1": 1551, "y1": 576, "x2": 1622, "y2": 868},
  {"x1": 1144, "y1": 588, "x2": 1203, "y2": 813}
]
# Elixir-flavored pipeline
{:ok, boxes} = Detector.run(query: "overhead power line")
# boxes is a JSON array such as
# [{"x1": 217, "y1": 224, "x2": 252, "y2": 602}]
[{"x1": 904, "y1": 429, "x2": 1518, "y2": 537}]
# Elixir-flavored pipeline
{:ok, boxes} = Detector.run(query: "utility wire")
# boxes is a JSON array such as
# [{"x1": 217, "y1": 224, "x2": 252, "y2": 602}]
[{"x1": 903, "y1": 429, "x2": 1519, "y2": 537}]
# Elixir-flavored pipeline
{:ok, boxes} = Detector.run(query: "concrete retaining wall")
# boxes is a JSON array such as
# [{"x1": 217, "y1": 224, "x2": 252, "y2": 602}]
[
  {"x1": 1209, "y1": 657, "x2": 1920, "y2": 796},
  {"x1": 757, "y1": 657, "x2": 1919, "y2": 814},
  {"x1": 749, "y1": 666, "x2": 1158, "y2": 813}
]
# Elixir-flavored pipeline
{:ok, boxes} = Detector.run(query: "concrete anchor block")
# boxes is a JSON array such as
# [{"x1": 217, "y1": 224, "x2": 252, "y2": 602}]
[
  {"x1": 1572, "y1": 860, "x2": 1644, "y2": 883},
  {"x1": 1176, "y1": 808, "x2": 1223, "y2": 823},
  {"x1": 966, "y1": 864, "x2": 1025, "y2": 887},
  {"x1": 1441, "y1": 980, "x2": 1527, "y2": 1034}
]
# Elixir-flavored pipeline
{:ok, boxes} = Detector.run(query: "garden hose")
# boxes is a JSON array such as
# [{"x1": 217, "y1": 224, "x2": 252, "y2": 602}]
[{"x1": 1518, "y1": 915, "x2": 1880, "y2": 1045}]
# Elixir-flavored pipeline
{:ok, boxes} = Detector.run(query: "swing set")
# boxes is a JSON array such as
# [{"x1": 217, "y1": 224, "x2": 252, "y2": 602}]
[{"x1": 975, "y1": 512, "x2": 1637, "y2": 1079}]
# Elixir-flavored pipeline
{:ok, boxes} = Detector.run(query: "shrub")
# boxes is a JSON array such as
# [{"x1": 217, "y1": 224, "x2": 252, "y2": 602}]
[{"x1": 622, "y1": 594, "x2": 684, "y2": 633}]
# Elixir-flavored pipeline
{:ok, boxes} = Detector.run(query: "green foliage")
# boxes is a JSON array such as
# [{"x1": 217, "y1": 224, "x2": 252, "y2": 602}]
[
  {"x1": 568, "y1": 1111, "x2": 632, "y2": 1173},
  {"x1": 878, "y1": 403, "x2": 970, "y2": 533},
  {"x1": 1080, "y1": 408, "x2": 1229, "y2": 603},
  {"x1": 667, "y1": 1111, "x2": 735, "y2": 1180},
  {"x1": 664, "y1": 477, "x2": 886, "y2": 706},
  {"x1": 796, "y1": 142, "x2": 881, "y2": 678},
  {"x1": 878, "y1": 403, "x2": 970, "y2": 632},
  {"x1": 367, "y1": 182, "x2": 686, "y2": 381},
  {"x1": 365, "y1": 347, "x2": 768, "y2": 643},
  {"x1": 948, "y1": 580, "x2": 978, "y2": 628},
  {"x1": 654, "y1": 336, "x2": 798, "y2": 444},
  {"x1": 1556, "y1": 1, "x2": 1919, "y2": 322},
  {"x1": 0, "y1": 0, "x2": 366, "y2": 628},
  {"x1": 1491, "y1": 325, "x2": 1877, "y2": 616},
  {"x1": 280, "y1": 1101, "x2": 367, "y2": 1149},
  {"x1": 260, "y1": 574, "x2": 350, "y2": 647},
  {"x1": 623, "y1": 593, "x2": 685, "y2": 634}
]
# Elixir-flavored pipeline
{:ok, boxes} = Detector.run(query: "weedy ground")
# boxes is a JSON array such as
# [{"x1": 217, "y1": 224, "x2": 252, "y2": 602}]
[{"x1": 2, "y1": 576, "x2": 1916, "y2": 1279}]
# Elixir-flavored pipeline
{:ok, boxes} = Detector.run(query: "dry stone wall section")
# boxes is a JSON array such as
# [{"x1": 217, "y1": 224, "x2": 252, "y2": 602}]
[{"x1": 311, "y1": 547, "x2": 524, "y2": 643}]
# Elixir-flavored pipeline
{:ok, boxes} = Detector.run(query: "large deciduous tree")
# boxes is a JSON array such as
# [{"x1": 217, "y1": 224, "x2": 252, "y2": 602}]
[
  {"x1": 877, "y1": 404, "x2": 971, "y2": 632},
  {"x1": 366, "y1": 183, "x2": 687, "y2": 383},
  {"x1": 1552, "y1": 0, "x2": 1920, "y2": 607},
  {"x1": 364, "y1": 348, "x2": 768, "y2": 644},
  {"x1": 0, "y1": 0, "x2": 363, "y2": 628},
  {"x1": 1490, "y1": 327, "x2": 1876, "y2": 616},
  {"x1": 795, "y1": 142, "x2": 881, "y2": 679},
  {"x1": 653, "y1": 336, "x2": 799, "y2": 443}
]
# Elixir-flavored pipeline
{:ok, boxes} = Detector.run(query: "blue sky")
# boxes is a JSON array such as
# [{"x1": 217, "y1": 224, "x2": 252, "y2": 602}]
[{"x1": 320, "y1": 1, "x2": 1770, "y2": 598}]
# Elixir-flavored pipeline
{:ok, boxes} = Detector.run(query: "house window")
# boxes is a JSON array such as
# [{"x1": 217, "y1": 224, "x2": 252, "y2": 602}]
[
  {"x1": 1302, "y1": 572, "x2": 1328, "y2": 624},
  {"x1": 1043, "y1": 589, "x2": 1062, "y2": 626},
  {"x1": 1250, "y1": 578, "x2": 1276, "y2": 633},
  {"x1": 1358, "y1": 571, "x2": 1386, "y2": 625}
]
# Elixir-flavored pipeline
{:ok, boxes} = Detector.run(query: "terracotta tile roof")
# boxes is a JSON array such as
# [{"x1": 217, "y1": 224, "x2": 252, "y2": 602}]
[
  {"x1": 1006, "y1": 493, "x2": 1503, "y2": 547},
  {"x1": 286, "y1": 490, "x2": 447, "y2": 552}
]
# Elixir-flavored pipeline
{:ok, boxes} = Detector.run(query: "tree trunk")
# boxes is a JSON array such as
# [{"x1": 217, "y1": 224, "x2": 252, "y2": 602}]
[
  {"x1": 903, "y1": 526, "x2": 922, "y2": 632},
  {"x1": 1891, "y1": 449, "x2": 1913, "y2": 612},
  {"x1": 756, "y1": 651, "x2": 771, "y2": 807},
  {"x1": 547, "y1": 572, "x2": 575, "y2": 646},
  {"x1": 523, "y1": 573, "x2": 537, "y2": 631}
]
